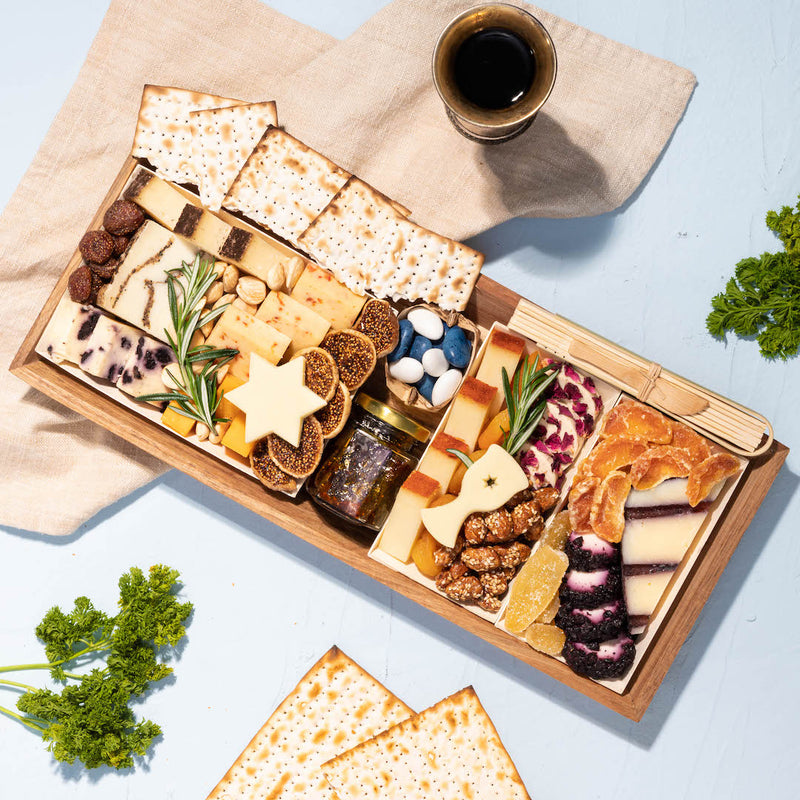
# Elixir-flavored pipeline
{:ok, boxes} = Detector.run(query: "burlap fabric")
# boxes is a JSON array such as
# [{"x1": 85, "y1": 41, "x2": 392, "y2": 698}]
[{"x1": 0, "y1": 0, "x2": 695, "y2": 534}]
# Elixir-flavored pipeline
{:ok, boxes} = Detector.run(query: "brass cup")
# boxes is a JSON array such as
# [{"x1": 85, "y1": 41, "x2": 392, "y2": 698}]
[{"x1": 432, "y1": 3, "x2": 557, "y2": 143}]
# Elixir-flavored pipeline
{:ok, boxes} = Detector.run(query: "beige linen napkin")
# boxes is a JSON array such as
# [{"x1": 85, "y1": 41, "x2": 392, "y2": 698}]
[{"x1": 0, "y1": 0, "x2": 695, "y2": 535}]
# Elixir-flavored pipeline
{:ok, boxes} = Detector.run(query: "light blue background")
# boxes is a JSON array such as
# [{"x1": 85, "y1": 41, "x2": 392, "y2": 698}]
[{"x1": 1, "y1": 2, "x2": 798, "y2": 798}]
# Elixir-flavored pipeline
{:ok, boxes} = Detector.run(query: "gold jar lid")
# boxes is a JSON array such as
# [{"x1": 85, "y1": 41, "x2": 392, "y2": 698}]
[{"x1": 355, "y1": 393, "x2": 431, "y2": 443}]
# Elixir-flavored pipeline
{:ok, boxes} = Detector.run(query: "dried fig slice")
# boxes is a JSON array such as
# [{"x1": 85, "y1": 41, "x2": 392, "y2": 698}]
[
  {"x1": 579, "y1": 435, "x2": 648, "y2": 479},
  {"x1": 686, "y1": 452, "x2": 740, "y2": 507},
  {"x1": 569, "y1": 477, "x2": 599, "y2": 535},
  {"x1": 601, "y1": 399, "x2": 673, "y2": 443},
  {"x1": 589, "y1": 470, "x2": 631, "y2": 542},
  {"x1": 267, "y1": 416, "x2": 324, "y2": 478},
  {"x1": 321, "y1": 329, "x2": 377, "y2": 392},
  {"x1": 315, "y1": 381, "x2": 351, "y2": 439},
  {"x1": 250, "y1": 439, "x2": 298, "y2": 493},
  {"x1": 356, "y1": 298, "x2": 399, "y2": 357},
  {"x1": 670, "y1": 423, "x2": 712, "y2": 465},
  {"x1": 293, "y1": 346, "x2": 338, "y2": 402},
  {"x1": 629, "y1": 445, "x2": 693, "y2": 491}
]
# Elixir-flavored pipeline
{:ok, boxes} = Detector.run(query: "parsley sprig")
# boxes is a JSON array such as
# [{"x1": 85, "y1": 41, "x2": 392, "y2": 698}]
[
  {"x1": 707, "y1": 195, "x2": 800, "y2": 360},
  {"x1": 139, "y1": 254, "x2": 238, "y2": 431},
  {"x1": 0, "y1": 565, "x2": 192, "y2": 770}
]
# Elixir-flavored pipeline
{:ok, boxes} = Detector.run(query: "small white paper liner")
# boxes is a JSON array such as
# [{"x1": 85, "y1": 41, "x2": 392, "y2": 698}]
[{"x1": 369, "y1": 321, "x2": 620, "y2": 624}]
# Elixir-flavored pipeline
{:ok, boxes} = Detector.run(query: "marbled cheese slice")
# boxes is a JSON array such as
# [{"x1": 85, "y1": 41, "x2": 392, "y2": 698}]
[
  {"x1": 78, "y1": 316, "x2": 140, "y2": 382},
  {"x1": 96, "y1": 220, "x2": 200, "y2": 342},
  {"x1": 116, "y1": 335, "x2": 176, "y2": 400}
]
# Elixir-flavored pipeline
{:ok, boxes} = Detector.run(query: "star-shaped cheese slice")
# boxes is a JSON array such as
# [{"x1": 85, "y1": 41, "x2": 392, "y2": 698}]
[{"x1": 224, "y1": 353, "x2": 326, "y2": 447}]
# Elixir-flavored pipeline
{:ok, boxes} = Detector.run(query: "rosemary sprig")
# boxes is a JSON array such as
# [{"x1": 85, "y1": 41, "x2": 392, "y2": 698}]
[
  {"x1": 500, "y1": 355, "x2": 560, "y2": 457},
  {"x1": 138, "y1": 254, "x2": 238, "y2": 433}
]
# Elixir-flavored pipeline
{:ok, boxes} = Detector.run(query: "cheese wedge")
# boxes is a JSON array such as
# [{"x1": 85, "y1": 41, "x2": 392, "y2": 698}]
[
  {"x1": 290, "y1": 262, "x2": 366, "y2": 331},
  {"x1": 417, "y1": 432, "x2": 469, "y2": 490},
  {"x1": 475, "y1": 329, "x2": 526, "y2": 416},
  {"x1": 443, "y1": 377, "x2": 497, "y2": 450},
  {"x1": 205, "y1": 306, "x2": 290, "y2": 380},
  {"x1": 377, "y1": 472, "x2": 442, "y2": 563},
  {"x1": 255, "y1": 291, "x2": 331, "y2": 356}
]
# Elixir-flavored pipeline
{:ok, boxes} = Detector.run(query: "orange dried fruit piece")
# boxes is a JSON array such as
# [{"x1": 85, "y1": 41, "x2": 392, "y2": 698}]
[
  {"x1": 524, "y1": 623, "x2": 566, "y2": 656},
  {"x1": 411, "y1": 530, "x2": 442, "y2": 578},
  {"x1": 589, "y1": 470, "x2": 631, "y2": 542},
  {"x1": 569, "y1": 477, "x2": 599, "y2": 535},
  {"x1": 535, "y1": 594, "x2": 560, "y2": 624},
  {"x1": 602, "y1": 399, "x2": 673, "y2": 443},
  {"x1": 671, "y1": 422, "x2": 711, "y2": 465},
  {"x1": 580, "y1": 436, "x2": 648, "y2": 479},
  {"x1": 448, "y1": 449, "x2": 486, "y2": 494},
  {"x1": 686, "y1": 453, "x2": 740, "y2": 506},
  {"x1": 539, "y1": 510, "x2": 572, "y2": 552},
  {"x1": 478, "y1": 409, "x2": 511, "y2": 451},
  {"x1": 629, "y1": 445, "x2": 693, "y2": 490},
  {"x1": 504, "y1": 544, "x2": 569, "y2": 634}
]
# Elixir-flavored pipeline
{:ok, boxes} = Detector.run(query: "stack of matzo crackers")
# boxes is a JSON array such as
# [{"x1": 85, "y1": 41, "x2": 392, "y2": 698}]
[
  {"x1": 205, "y1": 646, "x2": 530, "y2": 800},
  {"x1": 131, "y1": 85, "x2": 483, "y2": 311}
]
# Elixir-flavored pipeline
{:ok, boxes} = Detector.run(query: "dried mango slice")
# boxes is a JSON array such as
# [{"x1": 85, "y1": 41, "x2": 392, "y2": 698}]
[
  {"x1": 579, "y1": 435, "x2": 648, "y2": 479},
  {"x1": 539, "y1": 510, "x2": 572, "y2": 552},
  {"x1": 671, "y1": 423, "x2": 712, "y2": 465},
  {"x1": 568, "y1": 477, "x2": 599, "y2": 535},
  {"x1": 602, "y1": 399, "x2": 673, "y2": 443},
  {"x1": 589, "y1": 470, "x2": 631, "y2": 542},
  {"x1": 686, "y1": 453, "x2": 740, "y2": 506},
  {"x1": 504, "y1": 545, "x2": 569, "y2": 634},
  {"x1": 535, "y1": 594, "x2": 560, "y2": 624},
  {"x1": 629, "y1": 445, "x2": 693, "y2": 491},
  {"x1": 524, "y1": 623, "x2": 566, "y2": 656}
]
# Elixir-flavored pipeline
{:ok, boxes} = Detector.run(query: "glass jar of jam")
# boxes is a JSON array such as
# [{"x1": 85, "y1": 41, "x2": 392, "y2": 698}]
[{"x1": 309, "y1": 394, "x2": 430, "y2": 531}]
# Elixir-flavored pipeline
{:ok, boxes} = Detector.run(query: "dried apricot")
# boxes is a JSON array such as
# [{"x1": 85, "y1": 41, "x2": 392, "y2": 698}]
[
  {"x1": 411, "y1": 530, "x2": 442, "y2": 578},
  {"x1": 579, "y1": 435, "x2": 648, "y2": 479},
  {"x1": 589, "y1": 470, "x2": 631, "y2": 542},
  {"x1": 602, "y1": 399, "x2": 673, "y2": 443},
  {"x1": 478, "y1": 409, "x2": 510, "y2": 450},
  {"x1": 686, "y1": 453, "x2": 740, "y2": 506},
  {"x1": 670, "y1": 423, "x2": 712, "y2": 465},
  {"x1": 524, "y1": 622, "x2": 566, "y2": 656},
  {"x1": 568, "y1": 477, "x2": 599, "y2": 535},
  {"x1": 504, "y1": 545, "x2": 569, "y2": 634},
  {"x1": 448, "y1": 449, "x2": 486, "y2": 494},
  {"x1": 629, "y1": 445, "x2": 693, "y2": 490}
]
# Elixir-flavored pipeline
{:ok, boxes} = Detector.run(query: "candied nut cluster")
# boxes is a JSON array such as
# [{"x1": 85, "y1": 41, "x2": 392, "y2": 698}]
[{"x1": 433, "y1": 486, "x2": 559, "y2": 611}]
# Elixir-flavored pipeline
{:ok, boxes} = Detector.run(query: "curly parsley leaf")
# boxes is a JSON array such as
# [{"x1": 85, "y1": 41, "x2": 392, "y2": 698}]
[
  {"x1": 707, "y1": 198, "x2": 800, "y2": 360},
  {"x1": 0, "y1": 565, "x2": 192, "y2": 771}
]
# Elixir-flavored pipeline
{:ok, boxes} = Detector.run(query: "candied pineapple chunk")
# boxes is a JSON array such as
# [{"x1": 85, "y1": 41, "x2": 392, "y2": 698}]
[
  {"x1": 686, "y1": 453, "x2": 740, "y2": 506},
  {"x1": 589, "y1": 470, "x2": 631, "y2": 542},
  {"x1": 671, "y1": 423, "x2": 712, "y2": 465},
  {"x1": 535, "y1": 594, "x2": 560, "y2": 624},
  {"x1": 577, "y1": 436, "x2": 648, "y2": 480},
  {"x1": 525, "y1": 623, "x2": 566, "y2": 656},
  {"x1": 538, "y1": 510, "x2": 572, "y2": 551},
  {"x1": 629, "y1": 445, "x2": 693, "y2": 490},
  {"x1": 478, "y1": 409, "x2": 510, "y2": 451},
  {"x1": 411, "y1": 530, "x2": 442, "y2": 578},
  {"x1": 601, "y1": 399, "x2": 673, "y2": 443},
  {"x1": 568, "y1": 477, "x2": 598, "y2": 535},
  {"x1": 504, "y1": 545, "x2": 568, "y2": 634}
]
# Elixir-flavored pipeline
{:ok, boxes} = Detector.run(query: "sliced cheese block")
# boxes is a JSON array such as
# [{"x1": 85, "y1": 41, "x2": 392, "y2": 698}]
[
  {"x1": 78, "y1": 316, "x2": 141, "y2": 382},
  {"x1": 124, "y1": 167, "x2": 196, "y2": 230},
  {"x1": 218, "y1": 227, "x2": 299, "y2": 284},
  {"x1": 377, "y1": 471, "x2": 442, "y2": 563},
  {"x1": 255, "y1": 291, "x2": 331, "y2": 356},
  {"x1": 205, "y1": 306, "x2": 290, "y2": 380},
  {"x1": 39, "y1": 297, "x2": 100, "y2": 364},
  {"x1": 221, "y1": 413, "x2": 254, "y2": 458},
  {"x1": 443, "y1": 377, "x2": 497, "y2": 450},
  {"x1": 173, "y1": 204, "x2": 232, "y2": 254},
  {"x1": 96, "y1": 220, "x2": 199, "y2": 342},
  {"x1": 623, "y1": 568, "x2": 674, "y2": 628},
  {"x1": 417, "y1": 432, "x2": 469, "y2": 490},
  {"x1": 621, "y1": 512, "x2": 707, "y2": 565},
  {"x1": 117, "y1": 335, "x2": 176, "y2": 401},
  {"x1": 290, "y1": 262, "x2": 366, "y2": 331},
  {"x1": 475, "y1": 329, "x2": 526, "y2": 416}
]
